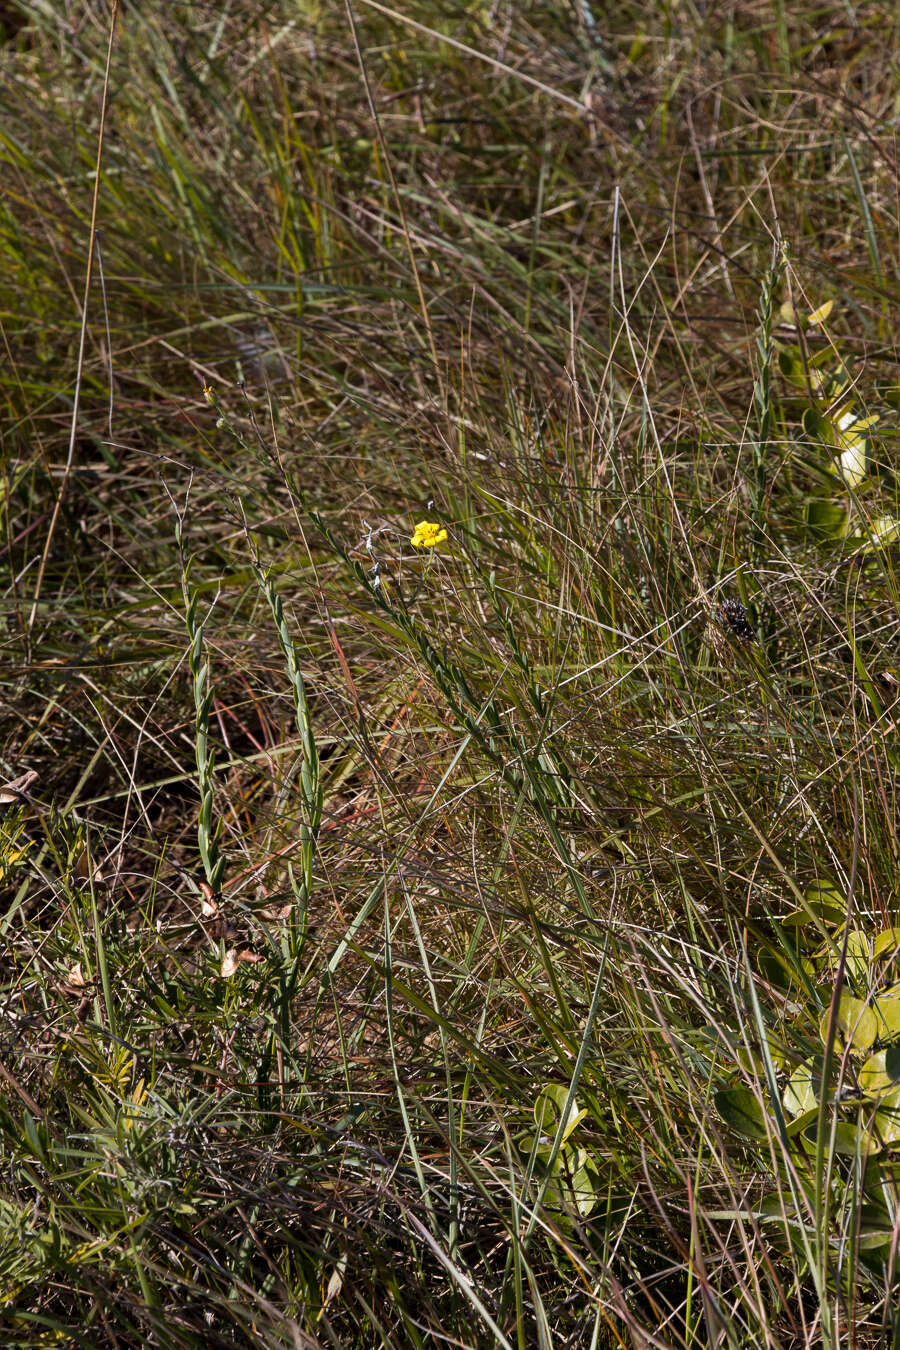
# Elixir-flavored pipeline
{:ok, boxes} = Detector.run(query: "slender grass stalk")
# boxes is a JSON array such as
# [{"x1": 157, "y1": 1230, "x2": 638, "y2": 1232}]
[
  {"x1": 251, "y1": 555, "x2": 323, "y2": 1099},
  {"x1": 748, "y1": 242, "x2": 785, "y2": 579},
  {"x1": 176, "y1": 515, "x2": 226, "y2": 897}
]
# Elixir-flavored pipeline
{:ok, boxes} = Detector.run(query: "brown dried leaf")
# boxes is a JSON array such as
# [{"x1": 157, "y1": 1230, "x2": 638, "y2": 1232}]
[
  {"x1": 258, "y1": 904, "x2": 292, "y2": 921},
  {"x1": 237, "y1": 949, "x2": 264, "y2": 965},
  {"x1": 0, "y1": 770, "x2": 38, "y2": 805}
]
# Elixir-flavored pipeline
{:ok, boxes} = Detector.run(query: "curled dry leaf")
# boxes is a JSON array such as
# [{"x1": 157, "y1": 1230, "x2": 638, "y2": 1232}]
[
  {"x1": 220, "y1": 949, "x2": 263, "y2": 977},
  {"x1": 73, "y1": 849, "x2": 104, "y2": 884},
  {"x1": 66, "y1": 962, "x2": 85, "y2": 988},
  {"x1": 258, "y1": 904, "x2": 292, "y2": 921},
  {"x1": 0, "y1": 770, "x2": 38, "y2": 804},
  {"x1": 200, "y1": 881, "x2": 218, "y2": 917}
]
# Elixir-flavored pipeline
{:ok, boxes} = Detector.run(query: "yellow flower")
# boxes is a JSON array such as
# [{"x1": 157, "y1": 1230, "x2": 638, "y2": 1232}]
[{"x1": 410, "y1": 520, "x2": 448, "y2": 549}]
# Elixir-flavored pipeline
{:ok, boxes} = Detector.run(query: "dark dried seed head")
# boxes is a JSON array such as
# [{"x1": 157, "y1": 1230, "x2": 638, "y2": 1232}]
[{"x1": 716, "y1": 598, "x2": 755, "y2": 642}]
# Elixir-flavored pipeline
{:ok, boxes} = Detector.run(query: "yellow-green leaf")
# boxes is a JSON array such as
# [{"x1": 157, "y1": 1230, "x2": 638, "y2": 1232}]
[
  {"x1": 819, "y1": 995, "x2": 877, "y2": 1052},
  {"x1": 845, "y1": 930, "x2": 870, "y2": 987},
  {"x1": 806, "y1": 300, "x2": 834, "y2": 327},
  {"x1": 873, "y1": 996, "x2": 900, "y2": 1041},
  {"x1": 859, "y1": 1049, "x2": 900, "y2": 1098},
  {"x1": 533, "y1": 1084, "x2": 587, "y2": 1147},
  {"x1": 873, "y1": 929, "x2": 900, "y2": 960},
  {"x1": 784, "y1": 1058, "x2": 819, "y2": 1118}
]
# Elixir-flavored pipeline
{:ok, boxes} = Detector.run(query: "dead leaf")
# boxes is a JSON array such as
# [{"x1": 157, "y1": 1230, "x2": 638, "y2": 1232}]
[
  {"x1": 325, "y1": 1254, "x2": 347, "y2": 1307},
  {"x1": 258, "y1": 904, "x2": 292, "y2": 921},
  {"x1": 237, "y1": 949, "x2": 264, "y2": 965},
  {"x1": 0, "y1": 770, "x2": 38, "y2": 805},
  {"x1": 220, "y1": 949, "x2": 239, "y2": 978},
  {"x1": 66, "y1": 963, "x2": 85, "y2": 988}
]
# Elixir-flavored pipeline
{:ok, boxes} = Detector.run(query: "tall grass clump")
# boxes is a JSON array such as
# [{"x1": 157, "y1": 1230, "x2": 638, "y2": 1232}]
[{"x1": 4, "y1": 1, "x2": 900, "y2": 1346}]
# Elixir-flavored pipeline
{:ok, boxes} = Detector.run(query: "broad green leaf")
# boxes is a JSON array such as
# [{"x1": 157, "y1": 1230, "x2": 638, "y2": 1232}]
[
  {"x1": 873, "y1": 928, "x2": 900, "y2": 960},
  {"x1": 534, "y1": 1084, "x2": 587, "y2": 1148},
  {"x1": 736, "y1": 1031, "x2": 789, "y2": 1076},
  {"x1": 566, "y1": 1153, "x2": 602, "y2": 1217},
  {"x1": 715, "y1": 1087, "x2": 772, "y2": 1140},
  {"x1": 806, "y1": 880, "x2": 846, "y2": 912},
  {"x1": 802, "y1": 405, "x2": 826, "y2": 438},
  {"x1": 781, "y1": 906, "x2": 845, "y2": 929},
  {"x1": 785, "y1": 1105, "x2": 820, "y2": 1139},
  {"x1": 853, "y1": 1196, "x2": 897, "y2": 1247},
  {"x1": 874, "y1": 1100, "x2": 900, "y2": 1145},
  {"x1": 764, "y1": 1031, "x2": 791, "y2": 1072},
  {"x1": 806, "y1": 501, "x2": 849, "y2": 541},
  {"x1": 856, "y1": 515, "x2": 900, "y2": 550},
  {"x1": 784, "y1": 1058, "x2": 819, "y2": 1118},
  {"x1": 856, "y1": 1224, "x2": 895, "y2": 1251},
  {"x1": 735, "y1": 1045, "x2": 763, "y2": 1075},
  {"x1": 872, "y1": 996, "x2": 900, "y2": 1041},
  {"x1": 834, "y1": 411, "x2": 878, "y2": 488},
  {"x1": 818, "y1": 994, "x2": 877, "y2": 1052},
  {"x1": 845, "y1": 930, "x2": 870, "y2": 987},
  {"x1": 779, "y1": 300, "x2": 834, "y2": 329},
  {"x1": 778, "y1": 345, "x2": 806, "y2": 387},
  {"x1": 758, "y1": 950, "x2": 815, "y2": 990},
  {"x1": 859, "y1": 1050, "x2": 900, "y2": 1098},
  {"x1": 801, "y1": 1119, "x2": 880, "y2": 1157},
  {"x1": 838, "y1": 437, "x2": 866, "y2": 487}
]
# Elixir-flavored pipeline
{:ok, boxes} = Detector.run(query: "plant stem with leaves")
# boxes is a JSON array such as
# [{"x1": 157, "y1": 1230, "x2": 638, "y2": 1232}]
[{"x1": 177, "y1": 518, "x2": 226, "y2": 897}]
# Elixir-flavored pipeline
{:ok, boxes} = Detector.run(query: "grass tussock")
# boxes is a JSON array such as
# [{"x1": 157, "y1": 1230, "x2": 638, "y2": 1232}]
[{"x1": 4, "y1": 1, "x2": 900, "y2": 1346}]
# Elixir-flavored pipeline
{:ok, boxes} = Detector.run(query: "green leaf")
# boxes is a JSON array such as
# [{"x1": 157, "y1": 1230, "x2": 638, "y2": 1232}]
[
  {"x1": 874, "y1": 1100, "x2": 900, "y2": 1146},
  {"x1": 802, "y1": 405, "x2": 826, "y2": 438},
  {"x1": 872, "y1": 996, "x2": 900, "y2": 1041},
  {"x1": 856, "y1": 1221, "x2": 895, "y2": 1251},
  {"x1": 855, "y1": 515, "x2": 900, "y2": 551},
  {"x1": 785, "y1": 1105, "x2": 820, "y2": 1139},
  {"x1": 859, "y1": 1050, "x2": 900, "y2": 1098},
  {"x1": 736, "y1": 1031, "x2": 790, "y2": 1075},
  {"x1": 781, "y1": 904, "x2": 845, "y2": 930},
  {"x1": 845, "y1": 930, "x2": 870, "y2": 987},
  {"x1": 784, "y1": 1058, "x2": 819, "y2": 1118},
  {"x1": 805, "y1": 501, "x2": 849, "y2": 541},
  {"x1": 778, "y1": 345, "x2": 807, "y2": 387},
  {"x1": 781, "y1": 880, "x2": 847, "y2": 931},
  {"x1": 801, "y1": 1119, "x2": 880, "y2": 1157},
  {"x1": 873, "y1": 928, "x2": 900, "y2": 960},
  {"x1": 833, "y1": 410, "x2": 878, "y2": 488},
  {"x1": 758, "y1": 949, "x2": 815, "y2": 993},
  {"x1": 819, "y1": 994, "x2": 877, "y2": 1053},
  {"x1": 565, "y1": 1151, "x2": 602, "y2": 1217},
  {"x1": 715, "y1": 1087, "x2": 772, "y2": 1140},
  {"x1": 806, "y1": 880, "x2": 846, "y2": 909},
  {"x1": 533, "y1": 1084, "x2": 587, "y2": 1149}
]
